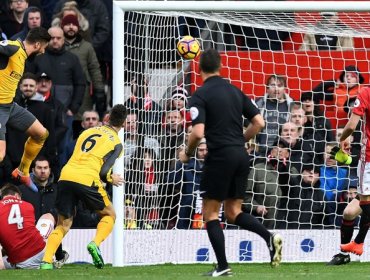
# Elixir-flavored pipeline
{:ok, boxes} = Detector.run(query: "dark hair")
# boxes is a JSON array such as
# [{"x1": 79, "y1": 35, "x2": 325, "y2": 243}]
[
  {"x1": 25, "y1": 27, "x2": 51, "y2": 44},
  {"x1": 27, "y1": 6, "x2": 42, "y2": 17},
  {"x1": 266, "y1": 74, "x2": 287, "y2": 87},
  {"x1": 34, "y1": 155, "x2": 51, "y2": 166},
  {"x1": 199, "y1": 48, "x2": 221, "y2": 74},
  {"x1": 109, "y1": 104, "x2": 128, "y2": 127},
  {"x1": 0, "y1": 183, "x2": 21, "y2": 198},
  {"x1": 20, "y1": 72, "x2": 37, "y2": 83}
]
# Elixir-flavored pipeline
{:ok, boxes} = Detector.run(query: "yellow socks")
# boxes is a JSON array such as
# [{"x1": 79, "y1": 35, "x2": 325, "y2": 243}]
[
  {"x1": 19, "y1": 131, "x2": 48, "y2": 175},
  {"x1": 94, "y1": 216, "x2": 115, "y2": 246},
  {"x1": 42, "y1": 226, "x2": 66, "y2": 264}
]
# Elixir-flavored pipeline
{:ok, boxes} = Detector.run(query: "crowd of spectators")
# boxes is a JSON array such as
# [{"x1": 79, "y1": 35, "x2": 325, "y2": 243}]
[{"x1": 0, "y1": 2, "x2": 363, "y2": 230}]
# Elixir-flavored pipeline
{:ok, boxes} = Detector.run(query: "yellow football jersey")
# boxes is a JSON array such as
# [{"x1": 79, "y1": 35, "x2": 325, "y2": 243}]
[
  {"x1": 59, "y1": 125, "x2": 123, "y2": 187},
  {"x1": 0, "y1": 40, "x2": 27, "y2": 104}
]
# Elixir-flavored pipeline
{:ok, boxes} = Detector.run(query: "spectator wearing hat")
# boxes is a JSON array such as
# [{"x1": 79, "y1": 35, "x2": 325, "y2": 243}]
[
  {"x1": 311, "y1": 65, "x2": 365, "y2": 129},
  {"x1": 62, "y1": 14, "x2": 106, "y2": 120},
  {"x1": 51, "y1": 1, "x2": 91, "y2": 46},
  {"x1": 167, "y1": 86, "x2": 191, "y2": 128},
  {"x1": 53, "y1": 0, "x2": 110, "y2": 52},
  {"x1": 299, "y1": 12, "x2": 354, "y2": 51}
]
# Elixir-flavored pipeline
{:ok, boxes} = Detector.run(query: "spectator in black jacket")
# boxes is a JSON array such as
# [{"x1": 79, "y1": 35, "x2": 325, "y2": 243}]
[
  {"x1": 18, "y1": 155, "x2": 69, "y2": 268},
  {"x1": 36, "y1": 72, "x2": 67, "y2": 179},
  {"x1": 36, "y1": 72, "x2": 67, "y2": 145}
]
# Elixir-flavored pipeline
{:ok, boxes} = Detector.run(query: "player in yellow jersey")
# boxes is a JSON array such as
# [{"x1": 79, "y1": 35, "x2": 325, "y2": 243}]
[
  {"x1": 40, "y1": 104, "x2": 127, "y2": 269},
  {"x1": 0, "y1": 27, "x2": 51, "y2": 189}
]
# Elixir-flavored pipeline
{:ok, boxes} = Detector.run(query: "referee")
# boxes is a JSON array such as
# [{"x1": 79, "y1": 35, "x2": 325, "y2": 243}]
[{"x1": 179, "y1": 49, "x2": 282, "y2": 276}]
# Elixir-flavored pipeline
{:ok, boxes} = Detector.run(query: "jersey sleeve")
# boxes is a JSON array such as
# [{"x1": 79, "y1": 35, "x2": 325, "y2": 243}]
[
  {"x1": 100, "y1": 143, "x2": 123, "y2": 183},
  {"x1": 189, "y1": 92, "x2": 206, "y2": 125},
  {"x1": 352, "y1": 87, "x2": 370, "y2": 117},
  {"x1": 0, "y1": 41, "x2": 19, "y2": 57},
  {"x1": 242, "y1": 94, "x2": 260, "y2": 121}
]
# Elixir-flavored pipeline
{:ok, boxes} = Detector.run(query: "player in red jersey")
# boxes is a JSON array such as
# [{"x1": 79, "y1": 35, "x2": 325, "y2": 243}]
[
  {"x1": 0, "y1": 183, "x2": 46, "y2": 269},
  {"x1": 331, "y1": 87, "x2": 370, "y2": 262}
]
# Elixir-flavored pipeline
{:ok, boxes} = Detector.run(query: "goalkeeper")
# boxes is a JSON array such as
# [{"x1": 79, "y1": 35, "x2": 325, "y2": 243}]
[{"x1": 327, "y1": 90, "x2": 370, "y2": 265}]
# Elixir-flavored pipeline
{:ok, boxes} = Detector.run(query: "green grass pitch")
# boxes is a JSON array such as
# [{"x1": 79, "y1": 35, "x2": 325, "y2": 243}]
[{"x1": 0, "y1": 262, "x2": 369, "y2": 279}]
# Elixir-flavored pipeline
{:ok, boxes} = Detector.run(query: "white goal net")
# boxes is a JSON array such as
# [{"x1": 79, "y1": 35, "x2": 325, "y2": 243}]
[{"x1": 106, "y1": 1, "x2": 370, "y2": 265}]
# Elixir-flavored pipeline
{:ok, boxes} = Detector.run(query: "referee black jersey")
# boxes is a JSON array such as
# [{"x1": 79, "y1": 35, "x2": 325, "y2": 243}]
[{"x1": 189, "y1": 75, "x2": 260, "y2": 150}]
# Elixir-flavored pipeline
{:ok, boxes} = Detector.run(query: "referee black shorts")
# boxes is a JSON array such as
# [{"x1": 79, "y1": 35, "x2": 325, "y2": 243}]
[
  {"x1": 200, "y1": 146, "x2": 250, "y2": 201},
  {"x1": 56, "y1": 180, "x2": 110, "y2": 219}
]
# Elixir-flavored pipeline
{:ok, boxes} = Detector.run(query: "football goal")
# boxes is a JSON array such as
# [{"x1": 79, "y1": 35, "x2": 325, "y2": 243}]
[{"x1": 85, "y1": 1, "x2": 370, "y2": 266}]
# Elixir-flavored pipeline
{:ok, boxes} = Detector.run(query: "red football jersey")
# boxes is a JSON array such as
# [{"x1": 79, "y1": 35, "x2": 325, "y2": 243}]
[
  {"x1": 0, "y1": 195, "x2": 45, "y2": 264},
  {"x1": 351, "y1": 87, "x2": 370, "y2": 162}
]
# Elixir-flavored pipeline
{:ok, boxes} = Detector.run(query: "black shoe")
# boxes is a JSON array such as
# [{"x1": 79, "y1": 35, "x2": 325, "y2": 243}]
[
  {"x1": 269, "y1": 233, "x2": 283, "y2": 267},
  {"x1": 204, "y1": 267, "x2": 232, "y2": 277},
  {"x1": 327, "y1": 253, "x2": 350, "y2": 265},
  {"x1": 54, "y1": 250, "x2": 70, "y2": 269}
]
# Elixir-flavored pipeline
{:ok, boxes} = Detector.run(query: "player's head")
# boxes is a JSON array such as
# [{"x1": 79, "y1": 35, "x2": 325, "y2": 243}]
[
  {"x1": 199, "y1": 48, "x2": 221, "y2": 74},
  {"x1": 0, "y1": 183, "x2": 21, "y2": 199},
  {"x1": 109, "y1": 104, "x2": 128, "y2": 128},
  {"x1": 24, "y1": 26, "x2": 51, "y2": 55}
]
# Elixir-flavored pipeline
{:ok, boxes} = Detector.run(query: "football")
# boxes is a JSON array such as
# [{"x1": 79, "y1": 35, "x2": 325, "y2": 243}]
[{"x1": 176, "y1": 35, "x2": 201, "y2": 60}]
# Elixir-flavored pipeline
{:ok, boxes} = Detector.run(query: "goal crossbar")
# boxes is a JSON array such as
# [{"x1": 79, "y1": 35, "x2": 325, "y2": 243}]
[{"x1": 114, "y1": 1, "x2": 370, "y2": 12}]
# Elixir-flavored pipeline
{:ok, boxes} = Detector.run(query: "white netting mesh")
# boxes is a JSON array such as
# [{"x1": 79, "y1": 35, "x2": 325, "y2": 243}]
[{"x1": 121, "y1": 10, "x2": 365, "y2": 234}]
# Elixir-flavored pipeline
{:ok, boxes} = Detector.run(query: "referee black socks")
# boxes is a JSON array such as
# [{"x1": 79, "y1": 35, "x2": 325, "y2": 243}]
[
  {"x1": 206, "y1": 219, "x2": 228, "y2": 270},
  {"x1": 234, "y1": 212, "x2": 271, "y2": 244}
]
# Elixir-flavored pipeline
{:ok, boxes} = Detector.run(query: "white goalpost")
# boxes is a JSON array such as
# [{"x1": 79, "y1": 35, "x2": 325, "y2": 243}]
[{"x1": 81, "y1": 1, "x2": 370, "y2": 266}]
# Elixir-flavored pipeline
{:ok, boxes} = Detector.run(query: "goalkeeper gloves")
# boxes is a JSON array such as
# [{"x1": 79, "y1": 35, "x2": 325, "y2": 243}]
[{"x1": 330, "y1": 146, "x2": 352, "y2": 165}]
